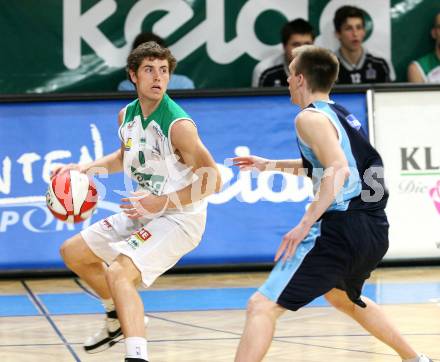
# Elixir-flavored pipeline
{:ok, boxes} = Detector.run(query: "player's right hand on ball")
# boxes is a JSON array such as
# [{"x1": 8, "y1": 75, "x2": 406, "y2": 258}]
[
  {"x1": 232, "y1": 155, "x2": 270, "y2": 172},
  {"x1": 51, "y1": 164, "x2": 85, "y2": 178}
]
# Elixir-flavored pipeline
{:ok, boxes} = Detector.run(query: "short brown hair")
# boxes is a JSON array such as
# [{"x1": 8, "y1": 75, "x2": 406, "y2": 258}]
[
  {"x1": 333, "y1": 6, "x2": 365, "y2": 33},
  {"x1": 292, "y1": 45, "x2": 339, "y2": 93},
  {"x1": 127, "y1": 41, "x2": 177, "y2": 75},
  {"x1": 281, "y1": 18, "x2": 314, "y2": 46}
]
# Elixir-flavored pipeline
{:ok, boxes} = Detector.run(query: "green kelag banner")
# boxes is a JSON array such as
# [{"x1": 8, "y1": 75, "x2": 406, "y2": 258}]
[{"x1": 1, "y1": 0, "x2": 439, "y2": 93}]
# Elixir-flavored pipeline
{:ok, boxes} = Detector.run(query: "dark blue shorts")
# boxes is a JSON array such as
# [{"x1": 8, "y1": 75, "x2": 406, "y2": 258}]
[{"x1": 259, "y1": 210, "x2": 389, "y2": 311}]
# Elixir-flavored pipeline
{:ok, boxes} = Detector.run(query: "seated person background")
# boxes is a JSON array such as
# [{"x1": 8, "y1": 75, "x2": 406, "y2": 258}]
[
  {"x1": 407, "y1": 12, "x2": 440, "y2": 83},
  {"x1": 334, "y1": 5, "x2": 395, "y2": 84},
  {"x1": 118, "y1": 32, "x2": 195, "y2": 90},
  {"x1": 252, "y1": 18, "x2": 314, "y2": 87}
]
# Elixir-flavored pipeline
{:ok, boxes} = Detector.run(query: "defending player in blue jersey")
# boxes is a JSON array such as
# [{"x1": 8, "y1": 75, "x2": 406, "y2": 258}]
[{"x1": 233, "y1": 45, "x2": 432, "y2": 362}]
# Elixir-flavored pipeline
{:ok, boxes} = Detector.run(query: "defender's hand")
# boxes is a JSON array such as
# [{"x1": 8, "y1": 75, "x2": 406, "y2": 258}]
[
  {"x1": 232, "y1": 155, "x2": 270, "y2": 172},
  {"x1": 275, "y1": 224, "x2": 310, "y2": 263}
]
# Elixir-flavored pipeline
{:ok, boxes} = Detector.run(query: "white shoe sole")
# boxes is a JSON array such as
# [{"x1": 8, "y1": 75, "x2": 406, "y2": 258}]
[
  {"x1": 84, "y1": 328, "x2": 123, "y2": 354},
  {"x1": 84, "y1": 316, "x2": 148, "y2": 354}
]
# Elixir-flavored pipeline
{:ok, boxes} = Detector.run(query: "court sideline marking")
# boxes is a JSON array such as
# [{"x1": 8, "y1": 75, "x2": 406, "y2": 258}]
[
  {"x1": 70, "y1": 278, "x2": 440, "y2": 360},
  {"x1": 21, "y1": 281, "x2": 81, "y2": 362},
  {"x1": 3, "y1": 279, "x2": 436, "y2": 361}
]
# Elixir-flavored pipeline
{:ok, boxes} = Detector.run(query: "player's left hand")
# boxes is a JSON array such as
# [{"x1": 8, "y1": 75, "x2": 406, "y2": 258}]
[
  {"x1": 275, "y1": 224, "x2": 310, "y2": 263},
  {"x1": 120, "y1": 191, "x2": 169, "y2": 219}
]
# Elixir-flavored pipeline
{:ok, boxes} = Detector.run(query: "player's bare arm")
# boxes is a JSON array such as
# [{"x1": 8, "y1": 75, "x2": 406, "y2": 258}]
[
  {"x1": 275, "y1": 111, "x2": 350, "y2": 262},
  {"x1": 170, "y1": 119, "x2": 222, "y2": 204},
  {"x1": 121, "y1": 119, "x2": 222, "y2": 217},
  {"x1": 407, "y1": 62, "x2": 425, "y2": 83},
  {"x1": 82, "y1": 109, "x2": 125, "y2": 174},
  {"x1": 297, "y1": 111, "x2": 350, "y2": 224},
  {"x1": 233, "y1": 156, "x2": 304, "y2": 174},
  {"x1": 52, "y1": 109, "x2": 125, "y2": 176}
]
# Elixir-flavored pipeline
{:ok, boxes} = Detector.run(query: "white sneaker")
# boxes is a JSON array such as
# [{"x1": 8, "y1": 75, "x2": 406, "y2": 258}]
[
  {"x1": 84, "y1": 310, "x2": 122, "y2": 353},
  {"x1": 419, "y1": 355, "x2": 433, "y2": 362}
]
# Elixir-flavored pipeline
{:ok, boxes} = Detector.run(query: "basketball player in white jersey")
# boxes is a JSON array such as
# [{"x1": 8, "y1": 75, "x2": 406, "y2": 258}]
[{"x1": 53, "y1": 42, "x2": 221, "y2": 362}]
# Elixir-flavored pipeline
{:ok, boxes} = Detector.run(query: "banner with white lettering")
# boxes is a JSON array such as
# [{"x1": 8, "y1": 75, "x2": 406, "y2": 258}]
[
  {"x1": 0, "y1": 92, "x2": 367, "y2": 270},
  {"x1": 1, "y1": 0, "x2": 438, "y2": 93},
  {"x1": 373, "y1": 91, "x2": 440, "y2": 260}
]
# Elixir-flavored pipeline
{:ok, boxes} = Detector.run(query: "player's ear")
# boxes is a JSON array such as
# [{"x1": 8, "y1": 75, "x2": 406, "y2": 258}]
[
  {"x1": 297, "y1": 73, "x2": 304, "y2": 87},
  {"x1": 129, "y1": 69, "x2": 137, "y2": 84}
]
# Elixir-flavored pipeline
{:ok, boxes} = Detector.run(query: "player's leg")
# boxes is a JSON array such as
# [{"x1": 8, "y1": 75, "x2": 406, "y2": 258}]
[
  {"x1": 324, "y1": 211, "x2": 432, "y2": 361},
  {"x1": 108, "y1": 211, "x2": 206, "y2": 361},
  {"x1": 325, "y1": 288, "x2": 426, "y2": 361},
  {"x1": 106, "y1": 254, "x2": 147, "y2": 361},
  {"x1": 60, "y1": 232, "x2": 123, "y2": 353},
  {"x1": 61, "y1": 214, "x2": 136, "y2": 353},
  {"x1": 235, "y1": 222, "x2": 332, "y2": 362},
  {"x1": 60, "y1": 233, "x2": 110, "y2": 298},
  {"x1": 235, "y1": 292, "x2": 286, "y2": 362}
]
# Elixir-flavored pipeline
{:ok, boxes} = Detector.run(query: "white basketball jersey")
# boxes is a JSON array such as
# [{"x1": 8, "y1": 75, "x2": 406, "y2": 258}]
[{"x1": 118, "y1": 94, "x2": 206, "y2": 213}]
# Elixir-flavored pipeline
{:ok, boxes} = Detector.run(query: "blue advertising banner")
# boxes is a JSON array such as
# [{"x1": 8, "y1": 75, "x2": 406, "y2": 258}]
[{"x1": 0, "y1": 92, "x2": 366, "y2": 270}]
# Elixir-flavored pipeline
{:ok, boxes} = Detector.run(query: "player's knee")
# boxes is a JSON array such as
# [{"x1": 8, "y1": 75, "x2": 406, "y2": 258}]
[
  {"x1": 59, "y1": 241, "x2": 68, "y2": 261},
  {"x1": 106, "y1": 259, "x2": 139, "y2": 289},
  {"x1": 324, "y1": 289, "x2": 354, "y2": 314},
  {"x1": 60, "y1": 236, "x2": 80, "y2": 265},
  {"x1": 247, "y1": 293, "x2": 280, "y2": 318},
  {"x1": 60, "y1": 234, "x2": 96, "y2": 267},
  {"x1": 106, "y1": 261, "x2": 124, "y2": 286}
]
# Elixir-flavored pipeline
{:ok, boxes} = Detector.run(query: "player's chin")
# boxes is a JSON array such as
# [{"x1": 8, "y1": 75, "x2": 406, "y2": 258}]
[{"x1": 149, "y1": 90, "x2": 165, "y2": 100}]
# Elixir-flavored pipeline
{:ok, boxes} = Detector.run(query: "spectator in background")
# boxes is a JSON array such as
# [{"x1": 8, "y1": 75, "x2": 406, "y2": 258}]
[
  {"x1": 333, "y1": 6, "x2": 394, "y2": 84},
  {"x1": 407, "y1": 12, "x2": 440, "y2": 83},
  {"x1": 252, "y1": 18, "x2": 314, "y2": 87},
  {"x1": 118, "y1": 32, "x2": 195, "y2": 90}
]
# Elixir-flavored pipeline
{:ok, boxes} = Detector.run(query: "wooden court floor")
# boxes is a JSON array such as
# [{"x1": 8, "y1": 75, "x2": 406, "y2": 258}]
[{"x1": 0, "y1": 267, "x2": 439, "y2": 362}]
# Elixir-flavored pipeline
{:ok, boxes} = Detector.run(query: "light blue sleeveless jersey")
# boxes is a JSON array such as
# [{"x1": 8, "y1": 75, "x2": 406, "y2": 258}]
[{"x1": 296, "y1": 100, "x2": 362, "y2": 211}]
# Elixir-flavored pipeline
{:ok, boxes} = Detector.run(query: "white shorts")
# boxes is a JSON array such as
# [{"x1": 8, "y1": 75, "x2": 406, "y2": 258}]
[{"x1": 81, "y1": 210, "x2": 207, "y2": 287}]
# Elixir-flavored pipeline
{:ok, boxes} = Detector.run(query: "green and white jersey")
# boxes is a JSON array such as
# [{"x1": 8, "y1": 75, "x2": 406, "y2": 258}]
[
  {"x1": 413, "y1": 51, "x2": 440, "y2": 83},
  {"x1": 118, "y1": 94, "x2": 206, "y2": 213}
]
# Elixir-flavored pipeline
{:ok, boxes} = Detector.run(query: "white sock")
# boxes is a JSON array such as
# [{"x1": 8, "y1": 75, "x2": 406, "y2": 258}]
[
  {"x1": 102, "y1": 298, "x2": 115, "y2": 312},
  {"x1": 402, "y1": 355, "x2": 421, "y2": 362},
  {"x1": 125, "y1": 337, "x2": 148, "y2": 360}
]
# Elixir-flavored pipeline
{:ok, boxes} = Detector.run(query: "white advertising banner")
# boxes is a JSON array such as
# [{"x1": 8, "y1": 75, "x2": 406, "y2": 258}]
[{"x1": 373, "y1": 91, "x2": 440, "y2": 260}]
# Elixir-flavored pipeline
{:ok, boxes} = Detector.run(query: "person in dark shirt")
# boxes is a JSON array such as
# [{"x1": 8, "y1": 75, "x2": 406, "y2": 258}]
[
  {"x1": 252, "y1": 18, "x2": 314, "y2": 87},
  {"x1": 334, "y1": 5, "x2": 394, "y2": 84}
]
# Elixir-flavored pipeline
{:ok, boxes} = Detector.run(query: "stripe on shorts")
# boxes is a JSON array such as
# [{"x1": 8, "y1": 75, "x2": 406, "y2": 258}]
[{"x1": 258, "y1": 221, "x2": 322, "y2": 302}]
